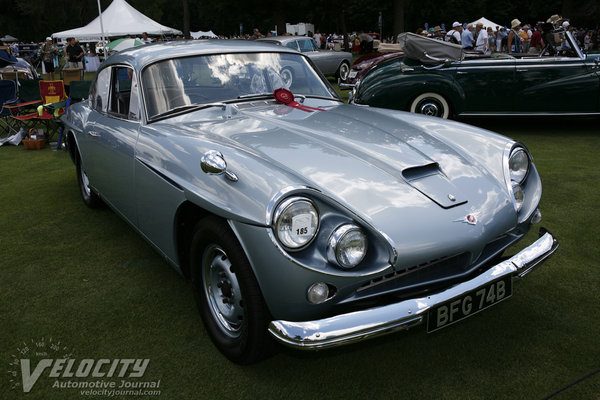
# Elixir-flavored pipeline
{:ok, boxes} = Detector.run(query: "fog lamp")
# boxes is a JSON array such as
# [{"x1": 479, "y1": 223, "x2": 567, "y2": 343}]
[{"x1": 307, "y1": 282, "x2": 329, "y2": 304}]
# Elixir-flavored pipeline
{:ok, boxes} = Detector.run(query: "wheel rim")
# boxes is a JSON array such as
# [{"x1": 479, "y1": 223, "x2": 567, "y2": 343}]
[
  {"x1": 416, "y1": 98, "x2": 445, "y2": 117},
  {"x1": 339, "y1": 63, "x2": 349, "y2": 80},
  {"x1": 80, "y1": 166, "x2": 92, "y2": 197},
  {"x1": 202, "y1": 244, "x2": 244, "y2": 337}
]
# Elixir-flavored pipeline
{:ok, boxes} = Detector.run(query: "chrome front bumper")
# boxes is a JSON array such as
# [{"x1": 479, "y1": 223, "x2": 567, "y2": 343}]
[{"x1": 268, "y1": 229, "x2": 558, "y2": 350}]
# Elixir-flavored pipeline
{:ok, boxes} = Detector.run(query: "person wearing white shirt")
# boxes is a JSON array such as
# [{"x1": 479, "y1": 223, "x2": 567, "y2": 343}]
[{"x1": 475, "y1": 23, "x2": 488, "y2": 52}]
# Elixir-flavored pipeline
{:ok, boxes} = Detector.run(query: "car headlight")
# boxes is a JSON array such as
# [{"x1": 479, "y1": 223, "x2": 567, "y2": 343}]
[
  {"x1": 327, "y1": 224, "x2": 368, "y2": 269},
  {"x1": 273, "y1": 197, "x2": 319, "y2": 249},
  {"x1": 509, "y1": 147, "x2": 530, "y2": 184}
]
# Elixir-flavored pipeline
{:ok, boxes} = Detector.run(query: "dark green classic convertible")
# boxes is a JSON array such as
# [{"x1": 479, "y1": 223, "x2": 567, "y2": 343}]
[{"x1": 352, "y1": 31, "x2": 600, "y2": 118}]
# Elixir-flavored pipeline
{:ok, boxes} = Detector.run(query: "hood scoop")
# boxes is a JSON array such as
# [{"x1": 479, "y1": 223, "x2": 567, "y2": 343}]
[{"x1": 402, "y1": 163, "x2": 467, "y2": 209}]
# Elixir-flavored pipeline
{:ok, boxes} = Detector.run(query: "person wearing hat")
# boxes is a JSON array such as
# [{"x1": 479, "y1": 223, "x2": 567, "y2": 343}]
[
  {"x1": 462, "y1": 24, "x2": 475, "y2": 49},
  {"x1": 475, "y1": 22, "x2": 488, "y2": 52},
  {"x1": 507, "y1": 19, "x2": 522, "y2": 53},
  {"x1": 519, "y1": 24, "x2": 532, "y2": 53},
  {"x1": 445, "y1": 21, "x2": 462, "y2": 45},
  {"x1": 432, "y1": 26, "x2": 444, "y2": 40},
  {"x1": 40, "y1": 37, "x2": 58, "y2": 80}
]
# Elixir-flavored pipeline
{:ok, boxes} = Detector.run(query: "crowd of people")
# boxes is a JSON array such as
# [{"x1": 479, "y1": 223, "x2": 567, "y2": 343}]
[{"x1": 415, "y1": 15, "x2": 600, "y2": 55}]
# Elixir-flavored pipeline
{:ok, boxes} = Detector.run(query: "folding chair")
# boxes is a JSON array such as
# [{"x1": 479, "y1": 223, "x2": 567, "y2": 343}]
[
  {"x1": 3, "y1": 78, "x2": 44, "y2": 134},
  {"x1": 0, "y1": 79, "x2": 18, "y2": 137},
  {"x1": 37, "y1": 80, "x2": 67, "y2": 138}
]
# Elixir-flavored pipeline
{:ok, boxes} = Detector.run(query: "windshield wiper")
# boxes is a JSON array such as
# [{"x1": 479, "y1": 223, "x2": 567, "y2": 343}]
[
  {"x1": 154, "y1": 104, "x2": 204, "y2": 119},
  {"x1": 152, "y1": 103, "x2": 230, "y2": 121},
  {"x1": 237, "y1": 93, "x2": 274, "y2": 99}
]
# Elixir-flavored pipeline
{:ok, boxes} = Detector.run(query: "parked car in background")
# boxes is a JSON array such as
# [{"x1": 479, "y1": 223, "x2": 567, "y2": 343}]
[
  {"x1": 0, "y1": 56, "x2": 39, "y2": 80},
  {"x1": 62, "y1": 40, "x2": 557, "y2": 364},
  {"x1": 342, "y1": 43, "x2": 403, "y2": 85},
  {"x1": 352, "y1": 31, "x2": 600, "y2": 118},
  {"x1": 258, "y1": 35, "x2": 352, "y2": 80}
]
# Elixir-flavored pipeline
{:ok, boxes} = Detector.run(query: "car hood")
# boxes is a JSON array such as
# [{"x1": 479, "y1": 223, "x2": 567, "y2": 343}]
[{"x1": 162, "y1": 101, "x2": 516, "y2": 266}]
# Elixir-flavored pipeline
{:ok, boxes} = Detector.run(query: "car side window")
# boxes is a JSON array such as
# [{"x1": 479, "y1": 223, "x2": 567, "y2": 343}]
[
  {"x1": 297, "y1": 39, "x2": 316, "y2": 53},
  {"x1": 91, "y1": 68, "x2": 110, "y2": 113},
  {"x1": 108, "y1": 66, "x2": 138, "y2": 120},
  {"x1": 285, "y1": 41, "x2": 299, "y2": 51}
]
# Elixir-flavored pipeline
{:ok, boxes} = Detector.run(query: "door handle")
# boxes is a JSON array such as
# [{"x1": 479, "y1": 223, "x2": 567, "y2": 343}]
[
  {"x1": 88, "y1": 131, "x2": 100, "y2": 137},
  {"x1": 517, "y1": 69, "x2": 528, "y2": 72},
  {"x1": 456, "y1": 71, "x2": 468, "y2": 74}
]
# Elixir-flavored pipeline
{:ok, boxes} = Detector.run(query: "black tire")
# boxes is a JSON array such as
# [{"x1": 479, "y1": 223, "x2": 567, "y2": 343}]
[
  {"x1": 190, "y1": 216, "x2": 274, "y2": 364},
  {"x1": 76, "y1": 152, "x2": 102, "y2": 208},
  {"x1": 409, "y1": 92, "x2": 451, "y2": 119},
  {"x1": 336, "y1": 61, "x2": 350, "y2": 81}
]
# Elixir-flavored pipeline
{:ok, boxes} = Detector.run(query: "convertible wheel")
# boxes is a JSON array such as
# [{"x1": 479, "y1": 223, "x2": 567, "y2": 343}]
[
  {"x1": 337, "y1": 61, "x2": 350, "y2": 81},
  {"x1": 190, "y1": 216, "x2": 274, "y2": 364},
  {"x1": 76, "y1": 153, "x2": 102, "y2": 208},
  {"x1": 409, "y1": 92, "x2": 451, "y2": 119}
]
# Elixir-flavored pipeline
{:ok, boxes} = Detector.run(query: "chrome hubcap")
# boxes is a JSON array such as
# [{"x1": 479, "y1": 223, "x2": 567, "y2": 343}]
[
  {"x1": 419, "y1": 102, "x2": 440, "y2": 116},
  {"x1": 203, "y1": 245, "x2": 243, "y2": 337}
]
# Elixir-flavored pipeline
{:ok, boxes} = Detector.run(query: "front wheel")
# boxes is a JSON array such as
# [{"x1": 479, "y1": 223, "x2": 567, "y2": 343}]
[
  {"x1": 190, "y1": 216, "x2": 274, "y2": 364},
  {"x1": 409, "y1": 92, "x2": 451, "y2": 119},
  {"x1": 76, "y1": 153, "x2": 102, "y2": 208}
]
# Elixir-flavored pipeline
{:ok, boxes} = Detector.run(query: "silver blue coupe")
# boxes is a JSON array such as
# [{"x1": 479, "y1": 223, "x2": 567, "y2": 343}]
[{"x1": 63, "y1": 40, "x2": 558, "y2": 364}]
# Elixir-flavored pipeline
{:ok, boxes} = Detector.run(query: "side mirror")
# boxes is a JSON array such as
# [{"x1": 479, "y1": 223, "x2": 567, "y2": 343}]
[{"x1": 201, "y1": 150, "x2": 238, "y2": 182}]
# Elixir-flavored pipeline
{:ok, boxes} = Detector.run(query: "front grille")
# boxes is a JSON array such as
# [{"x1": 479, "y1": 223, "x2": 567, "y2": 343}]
[
  {"x1": 358, "y1": 252, "x2": 471, "y2": 293},
  {"x1": 352, "y1": 233, "x2": 519, "y2": 302}
]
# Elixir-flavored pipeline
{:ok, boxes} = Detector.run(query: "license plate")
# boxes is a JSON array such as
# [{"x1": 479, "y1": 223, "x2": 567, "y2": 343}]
[
  {"x1": 349, "y1": 70, "x2": 358, "y2": 78},
  {"x1": 427, "y1": 275, "x2": 512, "y2": 332}
]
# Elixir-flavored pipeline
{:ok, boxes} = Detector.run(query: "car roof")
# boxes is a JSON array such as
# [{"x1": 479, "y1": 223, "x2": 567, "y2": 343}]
[
  {"x1": 102, "y1": 39, "x2": 299, "y2": 70},
  {"x1": 257, "y1": 36, "x2": 312, "y2": 44}
]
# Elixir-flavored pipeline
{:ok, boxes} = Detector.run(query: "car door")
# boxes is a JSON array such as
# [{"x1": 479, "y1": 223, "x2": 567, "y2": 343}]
[
  {"x1": 297, "y1": 38, "x2": 336, "y2": 76},
  {"x1": 513, "y1": 57, "x2": 599, "y2": 113},
  {"x1": 84, "y1": 65, "x2": 139, "y2": 223},
  {"x1": 451, "y1": 58, "x2": 516, "y2": 113}
]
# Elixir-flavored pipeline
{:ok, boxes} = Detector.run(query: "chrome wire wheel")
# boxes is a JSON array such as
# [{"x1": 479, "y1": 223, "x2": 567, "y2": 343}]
[{"x1": 202, "y1": 244, "x2": 244, "y2": 337}]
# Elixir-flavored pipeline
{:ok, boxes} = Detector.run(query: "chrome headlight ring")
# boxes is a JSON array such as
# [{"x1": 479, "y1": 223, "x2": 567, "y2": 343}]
[
  {"x1": 273, "y1": 196, "x2": 319, "y2": 250},
  {"x1": 504, "y1": 144, "x2": 532, "y2": 214},
  {"x1": 327, "y1": 224, "x2": 368, "y2": 269}
]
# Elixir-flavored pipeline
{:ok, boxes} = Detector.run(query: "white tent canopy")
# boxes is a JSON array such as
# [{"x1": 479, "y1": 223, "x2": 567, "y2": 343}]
[
  {"x1": 52, "y1": 0, "x2": 182, "y2": 42},
  {"x1": 190, "y1": 30, "x2": 218, "y2": 39},
  {"x1": 469, "y1": 17, "x2": 502, "y2": 31}
]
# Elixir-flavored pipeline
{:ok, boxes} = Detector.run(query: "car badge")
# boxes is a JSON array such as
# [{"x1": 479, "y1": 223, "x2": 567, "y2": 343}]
[{"x1": 454, "y1": 214, "x2": 478, "y2": 225}]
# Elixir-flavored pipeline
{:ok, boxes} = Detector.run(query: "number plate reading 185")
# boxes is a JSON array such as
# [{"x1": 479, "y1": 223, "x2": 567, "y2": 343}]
[{"x1": 427, "y1": 275, "x2": 512, "y2": 333}]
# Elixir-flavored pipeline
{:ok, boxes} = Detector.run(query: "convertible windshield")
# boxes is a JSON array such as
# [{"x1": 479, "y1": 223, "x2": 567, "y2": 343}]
[{"x1": 142, "y1": 52, "x2": 334, "y2": 119}]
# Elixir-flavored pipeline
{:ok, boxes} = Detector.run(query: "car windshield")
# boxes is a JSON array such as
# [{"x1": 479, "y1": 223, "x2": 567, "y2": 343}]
[{"x1": 142, "y1": 52, "x2": 335, "y2": 119}]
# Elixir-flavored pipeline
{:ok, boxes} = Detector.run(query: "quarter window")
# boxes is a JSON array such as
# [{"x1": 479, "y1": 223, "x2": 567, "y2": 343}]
[{"x1": 91, "y1": 68, "x2": 110, "y2": 112}]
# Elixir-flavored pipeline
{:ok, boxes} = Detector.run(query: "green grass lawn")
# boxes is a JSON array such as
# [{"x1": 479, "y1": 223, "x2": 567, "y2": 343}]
[{"x1": 1, "y1": 116, "x2": 598, "y2": 400}]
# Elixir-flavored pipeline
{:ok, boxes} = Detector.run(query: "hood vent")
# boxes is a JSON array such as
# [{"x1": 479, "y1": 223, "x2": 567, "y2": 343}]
[{"x1": 402, "y1": 163, "x2": 467, "y2": 209}]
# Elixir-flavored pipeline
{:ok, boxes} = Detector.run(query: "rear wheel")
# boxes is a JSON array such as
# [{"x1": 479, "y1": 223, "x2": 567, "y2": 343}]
[
  {"x1": 190, "y1": 216, "x2": 274, "y2": 364},
  {"x1": 409, "y1": 92, "x2": 451, "y2": 119},
  {"x1": 337, "y1": 61, "x2": 350, "y2": 81}
]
